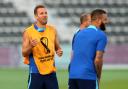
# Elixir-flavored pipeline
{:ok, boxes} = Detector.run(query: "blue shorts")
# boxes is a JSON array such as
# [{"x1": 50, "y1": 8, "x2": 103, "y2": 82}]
[
  {"x1": 28, "y1": 72, "x2": 59, "y2": 89},
  {"x1": 68, "y1": 79, "x2": 98, "y2": 89}
]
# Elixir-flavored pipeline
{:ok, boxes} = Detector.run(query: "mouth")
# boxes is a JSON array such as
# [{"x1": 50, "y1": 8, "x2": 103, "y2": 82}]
[
  {"x1": 41, "y1": 18, "x2": 47, "y2": 25},
  {"x1": 43, "y1": 17, "x2": 47, "y2": 20}
]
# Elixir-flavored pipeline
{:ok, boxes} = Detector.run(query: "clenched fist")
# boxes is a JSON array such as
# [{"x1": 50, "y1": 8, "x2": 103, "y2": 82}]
[{"x1": 56, "y1": 48, "x2": 63, "y2": 57}]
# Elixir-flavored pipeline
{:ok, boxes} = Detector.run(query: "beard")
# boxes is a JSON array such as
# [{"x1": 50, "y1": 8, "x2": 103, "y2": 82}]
[
  {"x1": 100, "y1": 23, "x2": 106, "y2": 31},
  {"x1": 40, "y1": 19, "x2": 47, "y2": 25},
  {"x1": 38, "y1": 17, "x2": 47, "y2": 25},
  {"x1": 41, "y1": 21, "x2": 47, "y2": 25}
]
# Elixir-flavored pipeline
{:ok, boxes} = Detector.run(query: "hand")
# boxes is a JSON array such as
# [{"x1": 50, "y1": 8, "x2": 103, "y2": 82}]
[
  {"x1": 56, "y1": 48, "x2": 63, "y2": 57},
  {"x1": 30, "y1": 39, "x2": 39, "y2": 48}
]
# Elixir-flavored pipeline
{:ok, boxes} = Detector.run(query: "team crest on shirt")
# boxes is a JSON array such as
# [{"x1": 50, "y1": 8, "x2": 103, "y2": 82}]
[{"x1": 40, "y1": 37, "x2": 50, "y2": 54}]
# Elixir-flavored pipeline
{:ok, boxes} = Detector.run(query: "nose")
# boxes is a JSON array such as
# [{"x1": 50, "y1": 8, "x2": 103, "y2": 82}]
[{"x1": 43, "y1": 14, "x2": 48, "y2": 18}]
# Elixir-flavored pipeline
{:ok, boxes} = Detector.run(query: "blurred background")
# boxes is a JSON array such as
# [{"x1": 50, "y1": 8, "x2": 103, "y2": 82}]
[{"x1": 0, "y1": 0, "x2": 128, "y2": 89}]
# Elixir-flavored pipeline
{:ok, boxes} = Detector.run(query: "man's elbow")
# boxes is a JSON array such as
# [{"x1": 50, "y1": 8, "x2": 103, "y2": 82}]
[
  {"x1": 94, "y1": 58, "x2": 103, "y2": 66},
  {"x1": 22, "y1": 52, "x2": 26, "y2": 57},
  {"x1": 22, "y1": 50, "x2": 28, "y2": 57}
]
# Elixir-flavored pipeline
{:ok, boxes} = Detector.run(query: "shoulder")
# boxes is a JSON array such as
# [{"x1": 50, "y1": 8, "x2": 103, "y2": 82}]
[
  {"x1": 22, "y1": 24, "x2": 34, "y2": 37},
  {"x1": 46, "y1": 24, "x2": 57, "y2": 34},
  {"x1": 23, "y1": 24, "x2": 34, "y2": 33},
  {"x1": 46, "y1": 24, "x2": 56, "y2": 30},
  {"x1": 98, "y1": 30, "x2": 107, "y2": 37},
  {"x1": 74, "y1": 28, "x2": 80, "y2": 35},
  {"x1": 97, "y1": 30, "x2": 107, "y2": 41}
]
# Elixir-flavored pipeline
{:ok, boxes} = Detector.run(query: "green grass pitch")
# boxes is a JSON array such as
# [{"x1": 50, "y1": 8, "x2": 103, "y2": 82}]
[{"x1": 0, "y1": 68, "x2": 128, "y2": 89}]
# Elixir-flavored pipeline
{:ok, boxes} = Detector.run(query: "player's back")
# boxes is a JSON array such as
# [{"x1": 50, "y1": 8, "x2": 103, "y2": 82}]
[{"x1": 70, "y1": 25, "x2": 107, "y2": 80}]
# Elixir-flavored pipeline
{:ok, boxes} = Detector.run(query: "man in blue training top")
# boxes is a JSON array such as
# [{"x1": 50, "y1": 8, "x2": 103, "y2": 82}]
[
  {"x1": 69, "y1": 9, "x2": 108, "y2": 89},
  {"x1": 71, "y1": 13, "x2": 91, "y2": 59}
]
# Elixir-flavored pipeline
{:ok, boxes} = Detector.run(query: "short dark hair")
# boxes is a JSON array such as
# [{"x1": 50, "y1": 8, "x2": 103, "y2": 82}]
[
  {"x1": 91, "y1": 9, "x2": 106, "y2": 21},
  {"x1": 34, "y1": 5, "x2": 45, "y2": 15},
  {"x1": 80, "y1": 13, "x2": 90, "y2": 24}
]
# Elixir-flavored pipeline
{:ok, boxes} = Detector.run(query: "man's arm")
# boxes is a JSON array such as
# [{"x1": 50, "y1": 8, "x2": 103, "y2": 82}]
[
  {"x1": 94, "y1": 51, "x2": 104, "y2": 83},
  {"x1": 54, "y1": 29, "x2": 63, "y2": 57},
  {"x1": 22, "y1": 31, "x2": 32, "y2": 57},
  {"x1": 22, "y1": 31, "x2": 38, "y2": 57}
]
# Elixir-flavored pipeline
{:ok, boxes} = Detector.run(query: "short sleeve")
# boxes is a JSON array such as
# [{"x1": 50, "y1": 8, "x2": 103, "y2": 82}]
[{"x1": 96, "y1": 33, "x2": 107, "y2": 51}]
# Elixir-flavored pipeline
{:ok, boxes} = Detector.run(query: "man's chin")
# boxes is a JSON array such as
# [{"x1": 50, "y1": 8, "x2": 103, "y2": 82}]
[{"x1": 42, "y1": 22, "x2": 47, "y2": 25}]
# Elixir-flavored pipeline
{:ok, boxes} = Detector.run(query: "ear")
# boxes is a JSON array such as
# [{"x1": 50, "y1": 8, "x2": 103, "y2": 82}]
[{"x1": 97, "y1": 19, "x2": 102, "y2": 25}]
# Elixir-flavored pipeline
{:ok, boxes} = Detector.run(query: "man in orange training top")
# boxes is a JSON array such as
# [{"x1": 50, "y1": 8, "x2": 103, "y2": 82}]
[{"x1": 22, "y1": 5, "x2": 63, "y2": 89}]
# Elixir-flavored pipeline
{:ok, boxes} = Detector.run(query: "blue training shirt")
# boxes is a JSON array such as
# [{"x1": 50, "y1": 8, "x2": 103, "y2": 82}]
[
  {"x1": 69, "y1": 25, "x2": 107, "y2": 80},
  {"x1": 29, "y1": 54, "x2": 39, "y2": 73},
  {"x1": 72, "y1": 28, "x2": 80, "y2": 49}
]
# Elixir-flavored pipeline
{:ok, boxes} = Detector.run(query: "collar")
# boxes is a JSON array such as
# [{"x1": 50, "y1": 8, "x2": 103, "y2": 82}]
[
  {"x1": 87, "y1": 25, "x2": 98, "y2": 31},
  {"x1": 34, "y1": 24, "x2": 46, "y2": 32}
]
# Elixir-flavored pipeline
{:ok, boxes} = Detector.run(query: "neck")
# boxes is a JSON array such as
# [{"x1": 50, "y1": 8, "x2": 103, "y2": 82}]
[
  {"x1": 36, "y1": 21, "x2": 46, "y2": 28},
  {"x1": 80, "y1": 24, "x2": 87, "y2": 30},
  {"x1": 91, "y1": 21, "x2": 100, "y2": 28}
]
